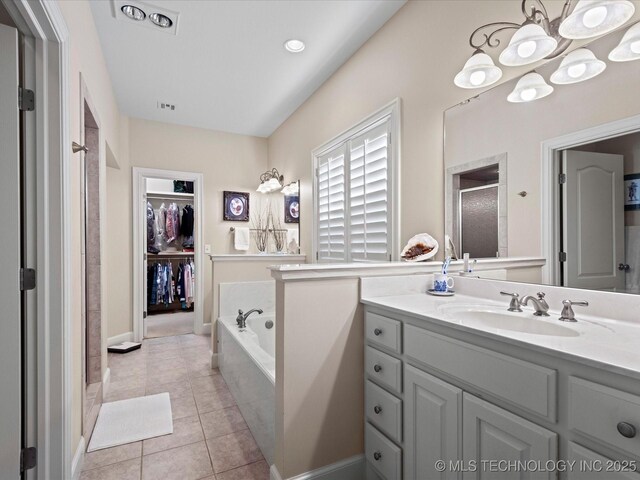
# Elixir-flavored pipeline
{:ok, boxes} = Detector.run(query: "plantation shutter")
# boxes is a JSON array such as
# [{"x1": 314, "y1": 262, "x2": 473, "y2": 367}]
[
  {"x1": 317, "y1": 143, "x2": 347, "y2": 262},
  {"x1": 349, "y1": 118, "x2": 391, "y2": 261}
]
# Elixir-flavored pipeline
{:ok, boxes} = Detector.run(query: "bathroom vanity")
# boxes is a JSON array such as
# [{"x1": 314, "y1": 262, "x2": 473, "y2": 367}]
[{"x1": 361, "y1": 275, "x2": 640, "y2": 480}]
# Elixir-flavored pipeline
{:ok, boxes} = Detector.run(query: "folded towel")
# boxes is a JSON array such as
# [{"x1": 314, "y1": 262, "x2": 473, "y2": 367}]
[
  {"x1": 234, "y1": 227, "x2": 250, "y2": 251},
  {"x1": 286, "y1": 229, "x2": 299, "y2": 253}
]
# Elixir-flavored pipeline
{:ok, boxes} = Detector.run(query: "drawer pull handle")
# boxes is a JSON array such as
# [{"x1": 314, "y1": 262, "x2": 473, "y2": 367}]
[
  {"x1": 374, "y1": 328, "x2": 383, "y2": 336},
  {"x1": 373, "y1": 451, "x2": 382, "y2": 461},
  {"x1": 373, "y1": 364, "x2": 382, "y2": 373},
  {"x1": 374, "y1": 405, "x2": 382, "y2": 414},
  {"x1": 617, "y1": 422, "x2": 637, "y2": 438}
]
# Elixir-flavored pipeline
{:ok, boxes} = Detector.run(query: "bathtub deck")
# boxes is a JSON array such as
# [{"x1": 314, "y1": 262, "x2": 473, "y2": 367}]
[{"x1": 81, "y1": 333, "x2": 270, "y2": 480}]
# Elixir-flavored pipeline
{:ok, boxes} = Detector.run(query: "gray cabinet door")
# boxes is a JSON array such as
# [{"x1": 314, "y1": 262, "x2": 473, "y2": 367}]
[
  {"x1": 405, "y1": 364, "x2": 462, "y2": 480},
  {"x1": 462, "y1": 393, "x2": 557, "y2": 480}
]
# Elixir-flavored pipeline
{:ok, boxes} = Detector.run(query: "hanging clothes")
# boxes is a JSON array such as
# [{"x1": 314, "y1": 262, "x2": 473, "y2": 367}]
[
  {"x1": 166, "y1": 203, "x2": 181, "y2": 244},
  {"x1": 181, "y1": 205, "x2": 194, "y2": 249},
  {"x1": 147, "y1": 202, "x2": 159, "y2": 254}
]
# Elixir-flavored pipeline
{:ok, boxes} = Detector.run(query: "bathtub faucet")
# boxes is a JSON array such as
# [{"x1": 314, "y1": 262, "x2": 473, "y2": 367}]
[{"x1": 236, "y1": 308, "x2": 264, "y2": 329}]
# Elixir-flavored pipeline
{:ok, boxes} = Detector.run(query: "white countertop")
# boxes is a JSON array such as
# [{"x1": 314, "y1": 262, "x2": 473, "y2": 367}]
[
  {"x1": 209, "y1": 253, "x2": 306, "y2": 262},
  {"x1": 361, "y1": 276, "x2": 640, "y2": 380},
  {"x1": 269, "y1": 256, "x2": 545, "y2": 281}
]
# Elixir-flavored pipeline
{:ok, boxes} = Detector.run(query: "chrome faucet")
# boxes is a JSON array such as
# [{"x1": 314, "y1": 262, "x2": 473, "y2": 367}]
[
  {"x1": 559, "y1": 300, "x2": 588, "y2": 322},
  {"x1": 236, "y1": 308, "x2": 263, "y2": 329},
  {"x1": 520, "y1": 292, "x2": 550, "y2": 317},
  {"x1": 500, "y1": 291, "x2": 523, "y2": 312}
]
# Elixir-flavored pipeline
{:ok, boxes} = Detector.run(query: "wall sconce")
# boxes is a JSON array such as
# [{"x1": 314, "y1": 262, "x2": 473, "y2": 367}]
[{"x1": 257, "y1": 168, "x2": 284, "y2": 193}]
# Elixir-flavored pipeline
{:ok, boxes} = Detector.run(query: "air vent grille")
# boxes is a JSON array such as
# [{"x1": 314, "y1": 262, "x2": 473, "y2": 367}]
[{"x1": 157, "y1": 102, "x2": 176, "y2": 111}]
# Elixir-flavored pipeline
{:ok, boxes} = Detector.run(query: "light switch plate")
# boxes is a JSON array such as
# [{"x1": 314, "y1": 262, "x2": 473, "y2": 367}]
[{"x1": 204, "y1": 244, "x2": 211, "y2": 254}]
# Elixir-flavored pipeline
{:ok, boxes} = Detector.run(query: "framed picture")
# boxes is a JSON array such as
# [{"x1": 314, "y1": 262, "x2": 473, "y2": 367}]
[
  {"x1": 625, "y1": 174, "x2": 640, "y2": 211},
  {"x1": 223, "y1": 191, "x2": 250, "y2": 221},
  {"x1": 284, "y1": 195, "x2": 300, "y2": 223}
]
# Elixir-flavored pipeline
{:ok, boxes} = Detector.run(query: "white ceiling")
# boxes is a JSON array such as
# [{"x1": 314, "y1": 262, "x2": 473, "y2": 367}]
[{"x1": 90, "y1": 0, "x2": 405, "y2": 137}]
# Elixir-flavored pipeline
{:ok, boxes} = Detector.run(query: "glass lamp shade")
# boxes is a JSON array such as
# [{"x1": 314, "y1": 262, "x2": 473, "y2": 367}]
[
  {"x1": 550, "y1": 48, "x2": 606, "y2": 84},
  {"x1": 281, "y1": 182, "x2": 299, "y2": 195},
  {"x1": 559, "y1": 0, "x2": 635, "y2": 39},
  {"x1": 499, "y1": 23, "x2": 558, "y2": 66},
  {"x1": 266, "y1": 177, "x2": 283, "y2": 192},
  {"x1": 507, "y1": 72, "x2": 554, "y2": 103},
  {"x1": 609, "y1": 22, "x2": 640, "y2": 62},
  {"x1": 454, "y1": 52, "x2": 503, "y2": 89},
  {"x1": 256, "y1": 182, "x2": 270, "y2": 193}
]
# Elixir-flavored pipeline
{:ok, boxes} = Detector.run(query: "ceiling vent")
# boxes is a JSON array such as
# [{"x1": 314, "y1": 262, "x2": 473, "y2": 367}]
[
  {"x1": 112, "y1": 0, "x2": 179, "y2": 36},
  {"x1": 157, "y1": 102, "x2": 176, "y2": 111}
]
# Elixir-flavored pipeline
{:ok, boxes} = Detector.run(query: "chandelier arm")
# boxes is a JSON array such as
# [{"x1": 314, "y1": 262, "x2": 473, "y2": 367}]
[{"x1": 469, "y1": 22, "x2": 521, "y2": 50}]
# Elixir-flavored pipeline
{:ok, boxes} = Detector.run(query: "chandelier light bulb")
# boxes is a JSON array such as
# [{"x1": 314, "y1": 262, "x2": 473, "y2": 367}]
[
  {"x1": 520, "y1": 88, "x2": 537, "y2": 101},
  {"x1": 582, "y1": 5, "x2": 608, "y2": 28},
  {"x1": 517, "y1": 40, "x2": 537, "y2": 58},
  {"x1": 469, "y1": 70, "x2": 487, "y2": 86},
  {"x1": 567, "y1": 63, "x2": 587, "y2": 78},
  {"x1": 632, "y1": 40, "x2": 640, "y2": 54}
]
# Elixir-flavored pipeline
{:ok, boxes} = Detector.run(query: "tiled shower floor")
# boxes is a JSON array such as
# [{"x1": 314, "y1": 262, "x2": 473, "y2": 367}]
[{"x1": 81, "y1": 334, "x2": 269, "y2": 480}]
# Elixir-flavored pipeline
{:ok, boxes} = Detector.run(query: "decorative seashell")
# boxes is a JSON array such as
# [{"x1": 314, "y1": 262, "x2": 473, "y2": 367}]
[{"x1": 400, "y1": 233, "x2": 439, "y2": 262}]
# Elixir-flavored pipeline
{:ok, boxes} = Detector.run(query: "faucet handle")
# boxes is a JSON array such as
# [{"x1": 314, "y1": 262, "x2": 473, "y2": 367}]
[
  {"x1": 500, "y1": 291, "x2": 522, "y2": 312},
  {"x1": 559, "y1": 300, "x2": 588, "y2": 322},
  {"x1": 537, "y1": 292, "x2": 546, "y2": 299}
]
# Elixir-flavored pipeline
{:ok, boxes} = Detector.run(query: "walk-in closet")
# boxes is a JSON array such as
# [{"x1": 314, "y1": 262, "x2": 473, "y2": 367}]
[{"x1": 145, "y1": 178, "x2": 197, "y2": 338}]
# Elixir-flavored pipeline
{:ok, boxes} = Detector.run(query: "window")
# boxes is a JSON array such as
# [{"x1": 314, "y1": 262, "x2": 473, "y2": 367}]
[{"x1": 313, "y1": 100, "x2": 399, "y2": 263}]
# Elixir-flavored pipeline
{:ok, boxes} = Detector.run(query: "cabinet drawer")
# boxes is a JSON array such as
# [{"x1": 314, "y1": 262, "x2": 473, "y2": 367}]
[
  {"x1": 366, "y1": 346, "x2": 402, "y2": 394},
  {"x1": 366, "y1": 381, "x2": 402, "y2": 443},
  {"x1": 567, "y1": 442, "x2": 640, "y2": 480},
  {"x1": 569, "y1": 377, "x2": 640, "y2": 458},
  {"x1": 366, "y1": 312, "x2": 402, "y2": 354},
  {"x1": 405, "y1": 324, "x2": 557, "y2": 421},
  {"x1": 366, "y1": 423, "x2": 402, "y2": 480}
]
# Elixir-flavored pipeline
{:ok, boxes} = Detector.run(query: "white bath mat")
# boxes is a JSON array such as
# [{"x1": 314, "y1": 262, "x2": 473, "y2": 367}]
[{"x1": 87, "y1": 393, "x2": 173, "y2": 452}]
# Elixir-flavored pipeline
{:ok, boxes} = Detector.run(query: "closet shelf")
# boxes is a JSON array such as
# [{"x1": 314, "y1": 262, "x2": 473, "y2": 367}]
[
  {"x1": 146, "y1": 252, "x2": 194, "y2": 259},
  {"x1": 146, "y1": 191, "x2": 194, "y2": 200}
]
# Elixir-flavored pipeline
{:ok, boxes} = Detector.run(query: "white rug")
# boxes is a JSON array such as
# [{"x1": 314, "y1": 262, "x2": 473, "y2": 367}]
[{"x1": 87, "y1": 393, "x2": 173, "y2": 452}]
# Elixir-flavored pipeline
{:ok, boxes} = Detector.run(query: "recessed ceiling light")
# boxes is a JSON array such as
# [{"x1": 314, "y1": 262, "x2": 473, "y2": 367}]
[
  {"x1": 149, "y1": 12, "x2": 173, "y2": 28},
  {"x1": 284, "y1": 39, "x2": 305, "y2": 53},
  {"x1": 121, "y1": 5, "x2": 146, "y2": 21}
]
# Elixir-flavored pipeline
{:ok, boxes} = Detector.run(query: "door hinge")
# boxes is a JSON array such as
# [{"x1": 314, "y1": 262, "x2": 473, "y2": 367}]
[
  {"x1": 20, "y1": 268, "x2": 36, "y2": 291},
  {"x1": 558, "y1": 173, "x2": 567, "y2": 184},
  {"x1": 559, "y1": 251, "x2": 567, "y2": 262},
  {"x1": 143, "y1": 311, "x2": 147, "y2": 319},
  {"x1": 20, "y1": 447, "x2": 37, "y2": 472},
  {"x1": 18, "y1": 87, "x2": 35, "y2": 112}
]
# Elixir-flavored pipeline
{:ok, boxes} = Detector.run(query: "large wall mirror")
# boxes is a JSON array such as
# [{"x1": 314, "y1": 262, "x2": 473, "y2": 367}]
[{"x1": 444, "y1": 22, "x2": 640, "y2": 294}]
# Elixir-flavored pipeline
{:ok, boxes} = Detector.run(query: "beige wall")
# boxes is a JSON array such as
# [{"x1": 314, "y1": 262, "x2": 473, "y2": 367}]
[
  {"x1": 107, "y1": 118, "x2": 269, "y2": 340},
  {"x1": 58, "y1": 0, "x2": 125, "y2": 451},
  {"x1": 275, "y1": 278, "x2": 363, "y2": 478},
  {"x1": 267, "y1": 1, "x2": 578, "y2": 261}
]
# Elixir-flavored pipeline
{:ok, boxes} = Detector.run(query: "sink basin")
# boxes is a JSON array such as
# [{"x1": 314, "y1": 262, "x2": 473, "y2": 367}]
[{"x1": 438, "y1": 305, "x2": 580, "y2": 337}]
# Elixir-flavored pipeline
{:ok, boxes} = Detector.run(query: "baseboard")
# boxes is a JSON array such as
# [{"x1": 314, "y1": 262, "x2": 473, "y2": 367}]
[
  {"x1": 71, "y1": 436, "x2": 85, "y2": 480},
  {"x1": 202, "y1": 322, "x2": 212, "y2": 334},
  {"x1": 102, "y1": 367, "x2": 111, "y2": 397},
  {"x1": 107, "y1": 331, "x2": 133, "y2": 346},
  {"x1": 270, "y1": 455, "x2": 365, "y2": 480},
  {"x1": 210, "y1": 351, "x2": 219, "y2": 368}
]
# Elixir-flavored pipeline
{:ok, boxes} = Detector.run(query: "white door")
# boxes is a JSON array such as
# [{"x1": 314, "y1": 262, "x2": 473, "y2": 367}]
[
  {"x1": 562, "y1": 150, "x2": 625, "y2": 290},
  {"x1": 404, "y1": 365, "x2": 462, "y2": 480},
  {"x1": 0, "y1": 23, "x2": 23, "y2": 478},
  {"x1": 462, "y1": 394, "x2": 557, "y2": 480}
]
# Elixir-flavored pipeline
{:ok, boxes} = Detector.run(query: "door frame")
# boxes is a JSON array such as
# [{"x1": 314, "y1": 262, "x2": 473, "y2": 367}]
[
  {"x1": 132, "y1": 167, "x2": 206, "y2": 341},
  {"x1": 541, "y1": 113, "x2": 640, "y2": 286},
  {"x1": 1, "y1": 0, "x2": 71, "y2": 478}
]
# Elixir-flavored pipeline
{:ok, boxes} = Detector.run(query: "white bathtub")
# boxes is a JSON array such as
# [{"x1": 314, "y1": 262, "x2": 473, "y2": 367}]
[{"x1": 218, "y1": 314, "x2": 275, "y2": 464}]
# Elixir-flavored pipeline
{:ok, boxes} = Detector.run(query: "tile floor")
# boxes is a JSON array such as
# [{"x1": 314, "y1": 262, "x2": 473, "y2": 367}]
[
  {"x1": 81, "y1": 333, "x2": 269, "y2": 480},
  {"x1": 146, "y1": 311, "x2": 195, "y2": 338}
]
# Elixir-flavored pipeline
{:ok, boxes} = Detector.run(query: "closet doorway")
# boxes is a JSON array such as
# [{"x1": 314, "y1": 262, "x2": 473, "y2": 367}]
[{"x1": 133, "y1": 168, "x2": 204, "y2": 340}]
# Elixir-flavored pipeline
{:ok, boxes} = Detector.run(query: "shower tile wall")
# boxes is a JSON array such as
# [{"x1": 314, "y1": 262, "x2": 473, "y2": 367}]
[
  {"x1": 626, "y1": 226, "x2": 640, "y2": 293},
  {"x1": 85, "y1": 125, "x2": 102, "y2": 384}
]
